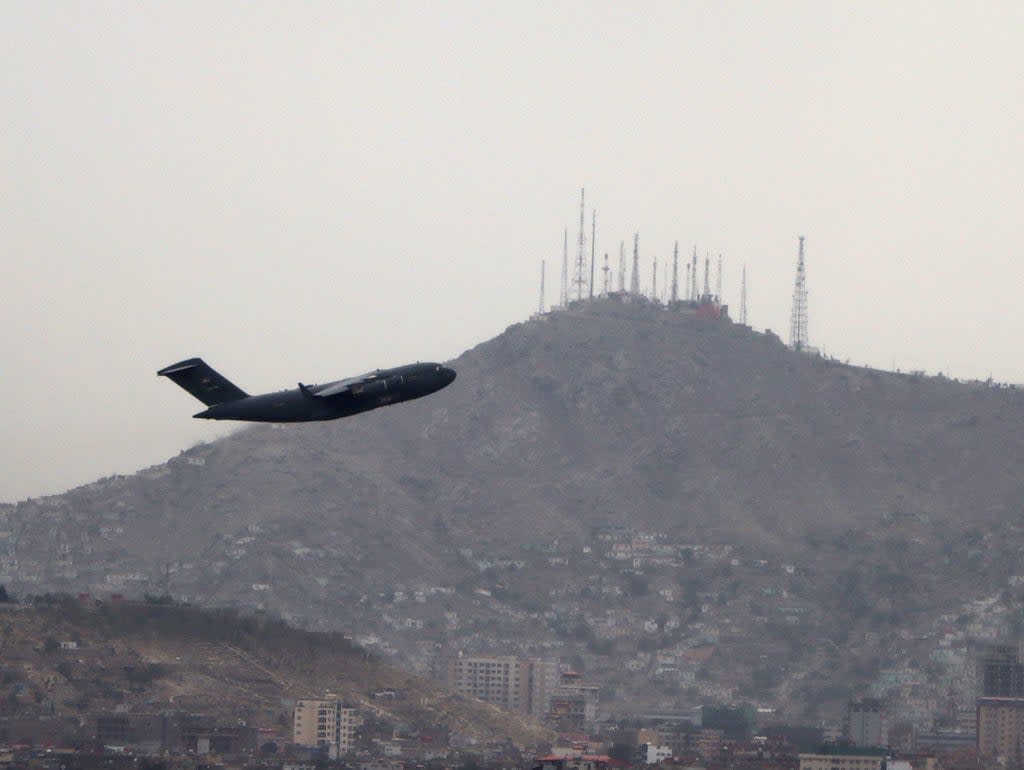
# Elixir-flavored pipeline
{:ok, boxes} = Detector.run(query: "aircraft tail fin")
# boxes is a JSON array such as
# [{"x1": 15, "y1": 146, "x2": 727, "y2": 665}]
[{"x1": 157, "y1": 357, "x2": 248, "y2": 406}]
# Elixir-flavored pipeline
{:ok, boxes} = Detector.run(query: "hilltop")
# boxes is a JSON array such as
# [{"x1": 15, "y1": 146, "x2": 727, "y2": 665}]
[
  {"x1": 0, "y1": 597, "x2": 551, "y2": 747},
  {"x1": 3, "y1": 298, "x2": 1024, "y2": 722}
]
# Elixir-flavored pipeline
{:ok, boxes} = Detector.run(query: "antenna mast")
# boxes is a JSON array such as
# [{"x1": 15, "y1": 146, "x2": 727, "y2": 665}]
[
  {"x1": 573, "y1": 188, "x2": 587, "y2": 301},
  {"x1": 589, "y1": 210, "x2": 596, "y2": 299},
  {"x1": 618, "y1": 241, "x2": 626, "y2": 291},
  {"x1": 740, "y1": 265, "x2": 747, "y2": 325},
  {"x1": 790, "y1": 236, "x2": 809, "y2": 350},
  {"x1": 652, "y1": 257, "x2": 658, "y2": 301},
  {"x1": 671, "y1": 241, "x2": 679, "y2": 303},
  {"x1": 539, "y1": 260, "x2": 545, "y2": 314},
  {"x1": 630, "y1": 233, "x2": 640, "y2": 295},
  {"x1": 691, "y1": 246, "x2": 698, "y2": 300},
  {"x1": 602, "y1": 252, "x2": 611, "y2": 293},
  {"x1": 560, "y1": 228, "x2": 569, "y2": 308},
  {"x1": 716, "y1": 254, "x2": 722, "y2": 302},
  {"x1": 703, "y1": 255, "x2": 710, "y2": 298}
]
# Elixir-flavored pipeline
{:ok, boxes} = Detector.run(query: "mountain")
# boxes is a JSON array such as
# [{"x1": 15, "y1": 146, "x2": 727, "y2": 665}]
[
  {"x1": 0, "y1": 597, "x2": 551, "y2": 748},
  {"x1": 3, "y1": 297, "x2": 1024, "y2": 723}
]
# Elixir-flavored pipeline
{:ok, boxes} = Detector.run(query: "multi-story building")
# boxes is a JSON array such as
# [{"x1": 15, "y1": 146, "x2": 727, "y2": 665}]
[
  {"x1": 799, "y1": 749, "x2": 887, "y2": 770},
  {"x1": 976, "y1": 696, "x2": 1024, "y2": 764},
  {"x1": 446, "y1": 654, "x2": 559, "y2": 717},
  {"x1": 293, "y1": 698, "x2": 358, "y2": 757},
  {"x1": 978, "y1": 644, "x2": 1024, "y2": 697},
  {"x1": 447, "y1": 655, "x2": 532, "y2": 714},
  {"x1": 847, "y1": 698, "x2": 885, "y2": 747},
  {"x1": 547, "y1": 670, "x2": 599, "y2": 733}
]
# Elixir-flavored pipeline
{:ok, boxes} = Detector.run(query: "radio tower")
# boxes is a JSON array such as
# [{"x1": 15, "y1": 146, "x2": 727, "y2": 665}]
[
  {"x1": 589, "y1": 210, "x2": 596, "y2": 299},
  {"x1": 652, "y1": 257, "x2": 658, "y2": 300},
  {"x1": 691, "y1": 246, "x2": 698, "y2": 300},
  {"x1": 539, "y1": 260, "x2": 546, "y2": 314},
  {"x1": 716, "y1": 254, "x2": 722, "y2": 301},
  {"x1": 686, "y1": 262, "x2": 691, "y2": 300},
  {"x1": 740, "y1": 265, "x2": 748, "y2": 325},
  {"x1": 602, "y1": 253, "x2": 611, "y2": 293},
  {"x1": 790, "y1": 236, "x2": 809, "y2": 350},
  {"x1": 618, "y1": 241, "x2": 626, "y2": 291},
  {"x1": 671, "y1": 241, "x2": 679, "y2": 303},
  {"x1": 573, "y1": 188, "x2": 587, "y2": 301},
  {"x1": 560, "y1": 228, "x2": 569, "y2": 308},
  {"x1": 630, "y1": 233, "x2": 641, "y2": 295},
  {"x1": 703, "y1": 255, "x2": 710, "y2": 297}
]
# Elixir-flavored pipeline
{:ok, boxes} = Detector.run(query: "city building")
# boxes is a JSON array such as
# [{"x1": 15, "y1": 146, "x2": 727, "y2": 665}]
[
  {"x1": 293, "y1": 698, "x2": 358, "y2": 758},
  {"x1": 977, "y1": 644, "x2": 1024, "y2": 697},
  {"x1": 976, "y1": 696, "x2": 1024, "y2": 764},
  {"x1": 446, "y1": 654, "x2": 558, "y2": 718},
  {"x1": 847, "y1": 698, "x2": 885, "y2": 747},
  {"x1": 546, "y1": 669, "x2": 600, "y2": 733},
  {"x1": 799, "y1": 748, "x2": 888, "y2": 770}
]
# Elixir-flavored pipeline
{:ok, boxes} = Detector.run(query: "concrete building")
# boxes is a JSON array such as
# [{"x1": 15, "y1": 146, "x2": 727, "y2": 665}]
[
  {"x1": 799, "y1": 750, "x2": 887, "y2": 770},
  {"x1": 976, "y1": 696, "x2": 1024, "y2": 765},
  {"x1": 293, "y1": 698, "x2": 358, "y2": 758},
  {"x1": 446, "y1": 654, "x2": 558, "y2": 717},
  {"x1": 847, "y1": 698, "x2": 885, "y2": 747},
  {"x1": 546, "y1": 669, "x2": 600, "y2": 733},
  {"x1": 978, "y1": 644, "x2": 1024, "y2": 697},
  {"x1": 636, "y1": 743, "x2": 672, "y2": 764}
]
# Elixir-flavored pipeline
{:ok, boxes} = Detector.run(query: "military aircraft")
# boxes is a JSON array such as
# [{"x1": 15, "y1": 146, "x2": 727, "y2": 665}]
[{"x1": 158, "y1": 357, "x2": 456, "y2": 422}]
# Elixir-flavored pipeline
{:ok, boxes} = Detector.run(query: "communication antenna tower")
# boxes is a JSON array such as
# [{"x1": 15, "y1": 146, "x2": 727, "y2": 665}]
[
  {"x1": 691, "y1": 246, "x2": 698, "y2": 300},
  {"x1": 630, "y1": 233, "x2": 641, "y2": 295},
  {"x1": 686, "y1": 262, "x2": 691, "y2": 300},
  {"x1": 573, "y1": 188, "x2": 587, "y2": 301},
  {"x1": 652, "y1": 257, "x2": 658, "y2": 300},
  {"x1": 589, "y1": 210, "x2": 596, "y2": 299},
  {"x1": 671, "y1": 241, "x2": 679, "y2": 303},
  {"x1": 560, "y1": 228, "x2": 569, "y2": 308},
  {"x1": 740, "y1": 265, "x2": 748, "y2": 325},
  {"x1": 602, "y1": 253, "x2": 611, "y2": 293},
  {"x1": 539, "y1": 260, "x2": 546, "y2": 314},
  {"x1": 703, "y1": 255, "x2": 710, "y2": 298},
  {"x1": 618, "y1": 241, "x2": 626, "y2": 291},
  {"x1": 716, "y1": 254, "x2": 722, "y2": 301},
  {"x1": 790, "y1": 236, "x2": 809, "y2": 350}
]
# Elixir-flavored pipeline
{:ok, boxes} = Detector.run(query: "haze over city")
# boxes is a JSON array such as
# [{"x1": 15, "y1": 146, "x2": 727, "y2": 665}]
[{"x1": 3, "y1": 2, "x2": 1023, "y2": 501}]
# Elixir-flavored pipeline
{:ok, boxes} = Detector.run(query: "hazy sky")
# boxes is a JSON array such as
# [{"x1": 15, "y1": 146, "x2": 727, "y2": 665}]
[{"x1": 3, "y1": 2, "x2": 1023, "y2": 502}]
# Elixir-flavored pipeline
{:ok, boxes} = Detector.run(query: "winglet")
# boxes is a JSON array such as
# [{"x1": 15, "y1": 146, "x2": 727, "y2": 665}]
[{"x1": 298, "y1": 382, "x2": 314, "y2": 398}]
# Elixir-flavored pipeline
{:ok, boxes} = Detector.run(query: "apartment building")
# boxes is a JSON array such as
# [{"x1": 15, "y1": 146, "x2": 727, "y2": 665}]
[{"x1": 293, "y1": 698, "x2": 358, "y2": 758}]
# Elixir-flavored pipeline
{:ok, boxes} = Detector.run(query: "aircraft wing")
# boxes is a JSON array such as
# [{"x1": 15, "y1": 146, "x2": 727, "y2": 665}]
[{"x1": 308, "y1": 371, "x2": 378, "y2": 398}]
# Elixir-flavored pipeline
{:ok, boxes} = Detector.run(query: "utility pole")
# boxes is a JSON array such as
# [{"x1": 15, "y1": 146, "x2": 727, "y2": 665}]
[{"x1": 790, "y1": 236, "x2": 809, "y2": 350}]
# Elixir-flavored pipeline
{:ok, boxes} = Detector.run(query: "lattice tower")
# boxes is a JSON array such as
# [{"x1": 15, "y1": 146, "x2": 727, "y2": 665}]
[
  {"x1": 630, "y1": 233, "x2": 641, "y2": 294},
  {"x1": 789, "y1": 236, "x2": 809, "y2": 350},
  {"x1": 671, "y1": 242, "x2": 679, "y2": 303}
]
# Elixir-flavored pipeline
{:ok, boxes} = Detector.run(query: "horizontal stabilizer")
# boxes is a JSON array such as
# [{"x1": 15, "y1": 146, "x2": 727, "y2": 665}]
[{"x1": 157, "y1": 357, "x2": 248, "y2": 406}]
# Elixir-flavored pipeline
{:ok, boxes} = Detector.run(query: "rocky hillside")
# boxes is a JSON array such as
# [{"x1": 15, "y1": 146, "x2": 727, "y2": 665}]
[
  {"x1": 0, "y1": 598, "x2": 551, "y2": 747},
  {"x1": 3, "y1": 298, "x2": 1023, "y2": 721}
]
